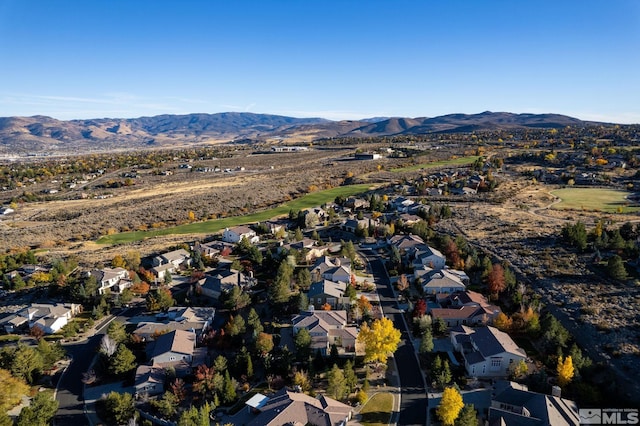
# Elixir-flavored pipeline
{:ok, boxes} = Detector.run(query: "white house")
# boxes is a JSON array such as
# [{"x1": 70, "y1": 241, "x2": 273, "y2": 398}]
[
  {"x1": 1, "y1": 303, "x2": 82, "y2": 334},
  {"x1": 450, "y1": 325, "x2": 527, "y2": 378},
  {"x1": 222, "y1": 226, "x2": 259, "y2": 244},
  {"x1": 88, "y1": 267, "x2": 131, "y2": 295}
]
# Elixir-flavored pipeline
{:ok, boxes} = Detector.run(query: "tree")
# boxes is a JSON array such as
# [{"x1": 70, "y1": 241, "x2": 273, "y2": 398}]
[
  {"x1": 327, "y1": 364, "x2": 348, "y2": 400},
  {"x1": 10, "y1": 344, "x2": 44, "y2": 384},
  {"x1": 357, "y1": 317, "x2": 401, "y2": 364},
  {"x1": 437, "y1": 387, "x2": 464, "y2": 426},
  {"x1": 16, "y1": 391, "x2": 59, "y2": 426},
  {"x1": 107, "y1": 320, "x2": 128, "y2": 344},
  {"x1": 607, "y1": 255, "x2": 628, "y2": 280},
  {"x1": 102, "y1": 391, "x2": 136, "y2": 426},
  {"x1": 269, "y1": 260, "x2": 292, "y2": 304},
  {"x1": 493, "y1": 312, "x2": 512, "y2": 331},
  {"x1": 225, "y1": 314, "x2": 246, "y2": 337},
  {"x1": 510, "y1": 359, "x2": 529, "y2": 379},
  {"x1": 125, "y1": 250, "x2": 141, "y2": 270},
  {"x1": 36, "y1": 338, "x2": 66, "y2": 371},
  {"x1": 344, "y1": 359, "x2": 357, "y2": 393},
  {"x1": 222, "y1": 370, "x2": 237, "y2": 404},
  {"x1": 178, "y1": 403, "x2": 210, "y2": 426},
  {"x1": 413, "y1": 298, "x2": 427, "y2": 318},
  {"x1": 296, "y1": 268, "x2": 312, "y2": 290},
  {"x1": 557, "y1": 355, "x2": 574, "y2": 387},
  {"x1": 293, "y1": 370, "x2": 311, "y2": 393},
  {"x1": 100, "y1": 334, "x2": 118, "y2": 357},
  {"x1": 433, "y1": 317, "x2": 447, "y2": 335},
  {"x1": 223, "y1": 285, "x2": 251, "y2": 311},
  {"x1": 109, "y1": 344, "x2": 137, "y2": 375},
  {"x1": 455, "y1": 404, "x2": 478, "y2": 426},
  {"x1": 487, "y1": 263, "x2": 506, "y2": 296},
  {"x1": 419, "y1": 329, "x2": 434, "y2": 353},
  {"x1": 255, "y1": 332, "x2": 274, "y2": 356},
  {"x1": 111, "y1": 254, "x2": 126, "y2": 268},
  {"x1": 344, "y1": 283, "x2": 357, "y2": 300},
  {"x1": 396, "y1": 274, "x2": 409, "y2": 292},
  {"x1": 356, "y1": 295, "x2": 373, "y2": 317},
  {"x1": 294, "y1": 328, "x2": 312, "y2": 359},
  {"x1": 432, "y1": 355, "x2": 452, "y2": 389},
  {"x1": 151, "y1": 391, "x2": 178, "y2": 419},
  {"x1": 193, "y1": 364, "x2": 217, "y2": 399},
  {"x1": 247, "y1": 308, "x2": 263, "y2": 337},
  {"x1": 0, "y1": 368, "x2": 30, "y2": 412}
]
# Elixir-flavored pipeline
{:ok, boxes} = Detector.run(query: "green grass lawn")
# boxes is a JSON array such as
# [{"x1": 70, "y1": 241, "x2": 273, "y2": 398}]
[
  {"x1": 551, "y1": 187, "x2": 640, "y2": 213},
  {"x1": 390, "y1": 156, "x2": 480, "y2": 173},
  {"x1": 96, "y1": 183, "x2": 375, "y2": 244},
  {"x1": 359, "y1": 392, "x2": 394, "y2": 426}
]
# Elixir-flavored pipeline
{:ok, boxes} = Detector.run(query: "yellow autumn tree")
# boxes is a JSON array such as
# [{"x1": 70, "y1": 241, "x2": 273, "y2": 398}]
[
  {"x1": 111, "y1": 254, "x2": 126, "y2": 268},
  {"x1": 0, "y1": 368, "x2": 30, "y2": 412},
  {"x1": 557, "y1": 355, "x2": 574, "y2": 387},
  {"x1": 492, "y1": 312, "x2": 512, "y2": 331},
  {"x1": 188, "y1": 210, "x2": 196, "y2": 222},
  {"x1": 357, "y1": 317, "x2": 401, "y2": 364},
  {"x1": 436, "y1": 386, "x2": 464, "y2": 426}
]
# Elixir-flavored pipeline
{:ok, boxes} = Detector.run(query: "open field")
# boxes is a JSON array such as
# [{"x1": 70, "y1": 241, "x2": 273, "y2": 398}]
[
  {"x1": 551, "y1": 187, "x2": 640, "y2": 213},
  {"x1": 96, "y1": 183, "x2": 375, "y2": 244},
  {"x1": 390, "y1": 155, "x2": 479, "y2": 172},
  {"x1": 359, "y1": 392, "x2": 393, "y2": 426}
]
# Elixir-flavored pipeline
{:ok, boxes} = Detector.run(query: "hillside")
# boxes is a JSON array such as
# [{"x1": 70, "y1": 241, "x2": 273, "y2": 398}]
[{"x1": 0, "y1": 111, "x2": 601, "y2": 156}]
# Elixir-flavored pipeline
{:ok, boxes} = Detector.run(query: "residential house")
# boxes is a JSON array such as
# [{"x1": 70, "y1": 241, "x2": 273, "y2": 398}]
[
  {"x1": 133, "y1": 307, "x2": 216, "y2": 341},
  {"x1": 344, "y1": 197, "x2": 369, "y2": 210},
  {"x1": 341, "y1": 218, "x2": 369, "y2": 233},
  {"x1": 390, "y1": 196, "x2": 416, "y2": 213},
  {"x1": 450, "y1": 325, "x2": 527, "y2": 378},
  {"x1": 152, "y1": 249, "x2": 191, "y2": 268},
  {"x1": 88, "y1": 267, "x2": 130, "y2": 295},
  {"x1": 263, "y1": 219, "x2": 287, "y2": 235},
  {"x1": 310, "y1": 256, "x2": 351, "y2": 284},
  {"x1": 430, "y1": 306, "x2": 491, "y2": 328},
  {"x1": 398, "y1": 213, "x2": 422, "y2": 226},
  {"x1": 222, "y1": 226, "x2": 259, "y2": 244},
  {"x1": 387, "y1": 234, "x2": 426, "y2": 259},
  {"x1": 489, "y1": 381, "x2": 580, "y2": 426},
  {"x1": 147, "y1": 330, "x2": 196, "y2": 367},
  {"x1": 292, "y1": 310, "x2": 359, "y2": 355},
  {"x1": 134, "y1": 365, "x2": 165, "y2": 397},
  {"x1": 412, "y1": 245, "x2": 447, "y2": 270},
  {"x1": 1, "y1": 303, "x2": 81, "y2": 334},
  {"x1": 197, "y1": 268, "x2": 251, "y2": 300},
  {"x1": 307, "y1": 279, "x2": 347, "y2": 309},
  {"x1": 278, "y1": 237, "x2": 317, "y2": 254},
  {"x1": 418, "y1": 268, "x2": 466, "y2": 295},
  {"x1": 193, "y1": 241, "x2": 221, "y2": 259},
  {"x1": 245, "y1": 388, "x2": 352, "y2": 426},
  {"x1": 445, "y1": 290, "x2": 501, "y2": 320}
]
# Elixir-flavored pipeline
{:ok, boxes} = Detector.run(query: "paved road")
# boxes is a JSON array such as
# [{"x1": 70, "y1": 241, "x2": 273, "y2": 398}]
[
  {"x1": 364, "y1": 250, "x2": 427, "y2": 426},
  {"x1": 55, "y1": 308, "x2": 140, "y2": 426}
]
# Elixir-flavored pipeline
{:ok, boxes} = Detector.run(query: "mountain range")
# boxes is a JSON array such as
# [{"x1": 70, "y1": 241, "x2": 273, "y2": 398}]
[{"x1": 0, "y1": 111, "x2": 600, "y2": 156}]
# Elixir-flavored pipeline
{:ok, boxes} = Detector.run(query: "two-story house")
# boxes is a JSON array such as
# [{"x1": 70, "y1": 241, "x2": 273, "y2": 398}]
[
  {"x1": 310, "y1": 256, "x2": 351, "y2": 284},
  {"x1": 88, "y1": 267, "x2": 130, "y2": 295},
  {"x1": 222, "y1": 226, "x2": 259, "y2": 244},
  {"x1": 291, "y1": 310, "x2": 359, "y2": 355},
  {"x1": 307, "y1": 279, "x2": 347, "y2": 309}
]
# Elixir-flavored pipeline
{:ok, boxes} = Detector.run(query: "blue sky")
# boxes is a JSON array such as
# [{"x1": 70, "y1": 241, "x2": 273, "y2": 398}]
[{"x1": 0, "y1": 0, "x2": 639, "y2": 123}]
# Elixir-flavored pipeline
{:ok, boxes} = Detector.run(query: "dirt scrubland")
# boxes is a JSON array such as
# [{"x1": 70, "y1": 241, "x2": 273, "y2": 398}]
[{"x1": 0, "y1": 147, "x2": 389, "y2": 261}]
